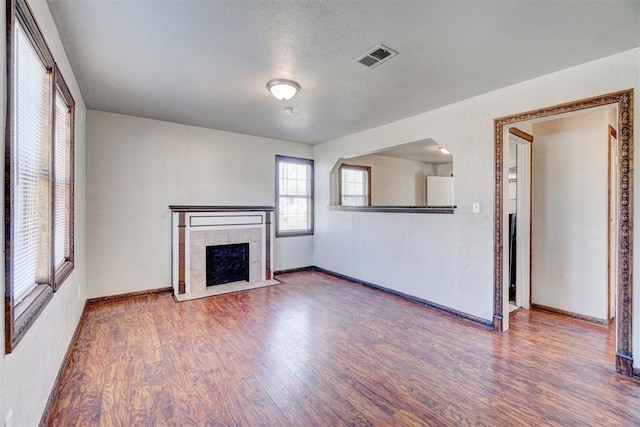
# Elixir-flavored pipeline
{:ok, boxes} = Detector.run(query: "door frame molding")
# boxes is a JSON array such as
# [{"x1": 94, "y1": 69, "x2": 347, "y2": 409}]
[
  {"x1": 493, "y1": 89, "x2": 634, "y2": 376},
  {"x1": 508, "y1": 128, "x2": 533, "y2": 311},
  {"x1": 608, "y1": 125, "x2": 618, "y2": 320}
]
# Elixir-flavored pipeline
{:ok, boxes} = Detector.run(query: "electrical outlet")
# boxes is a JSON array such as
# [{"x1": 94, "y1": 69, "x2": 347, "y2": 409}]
[
  {"x1": 5, "y1": 408, "x2": 14, "y2": 427},
  {"x1": 472, "y1": 202, "x2": 480, "y2": 214}
]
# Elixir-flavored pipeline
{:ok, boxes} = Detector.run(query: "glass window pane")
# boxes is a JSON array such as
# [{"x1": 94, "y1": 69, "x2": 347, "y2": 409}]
[
  {"x1": 341, "y1": 167, "x2": 368, "y2": 206},
  {"x1": 276, "y1": 157, "x2": 313, "y2": 234},
  {"x1": 13, "y1": 23, "x2": 51, "y2": 302},
  {"x1": 54, "y1": 88, "x2": 71, "y2": 270}
]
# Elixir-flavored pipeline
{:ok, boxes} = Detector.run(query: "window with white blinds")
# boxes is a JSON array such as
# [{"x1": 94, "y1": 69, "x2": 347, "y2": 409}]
[
  {"x1": 13, "y1": 22, "x2": 51, "y2": 304},
  {"x1": 54, "y1": 89, "x2": 71, "y2": 271},
  {"x1": 275, "y1": 155, "x2": 314, "y2": 236},
  {"x1": 5, "y1": 0, "x2": 75, "y2": 353}
]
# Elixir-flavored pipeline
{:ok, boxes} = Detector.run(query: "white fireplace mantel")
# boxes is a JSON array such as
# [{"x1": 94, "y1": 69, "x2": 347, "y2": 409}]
[{"x1": 169, "y1": 206, "x2": 275, "y2": 299}]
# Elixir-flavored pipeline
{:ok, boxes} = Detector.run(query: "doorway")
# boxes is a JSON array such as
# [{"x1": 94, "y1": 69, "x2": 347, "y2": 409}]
[{"x1": 493, "y1": 90, "x2": 634, "y2": 376}]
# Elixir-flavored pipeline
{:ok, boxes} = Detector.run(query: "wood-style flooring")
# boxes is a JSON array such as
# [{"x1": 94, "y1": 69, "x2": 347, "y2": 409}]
[{"x1": 45, "y1": 271, "x2": 640, "y2": 426}]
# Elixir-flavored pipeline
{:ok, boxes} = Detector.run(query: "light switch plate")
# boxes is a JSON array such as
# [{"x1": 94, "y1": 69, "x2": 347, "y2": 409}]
[{"x1": 472, "y1": 202, "x2": 480, "y2": 214}]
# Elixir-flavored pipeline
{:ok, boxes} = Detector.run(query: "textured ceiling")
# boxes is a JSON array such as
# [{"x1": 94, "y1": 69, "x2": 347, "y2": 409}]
[{"x1": 47, "y1": 0, "x2": 640, "y2": 145}]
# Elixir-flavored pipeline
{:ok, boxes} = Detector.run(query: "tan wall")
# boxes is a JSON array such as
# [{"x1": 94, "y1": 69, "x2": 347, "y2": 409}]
[{"x1": 531, "y1": 109, "x2": 611, "y2": 320}]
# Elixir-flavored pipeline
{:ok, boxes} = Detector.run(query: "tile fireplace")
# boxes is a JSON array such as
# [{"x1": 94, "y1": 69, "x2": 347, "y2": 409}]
[{"x1": 169, "y1": 206, "x2": 275, "y2": 301}]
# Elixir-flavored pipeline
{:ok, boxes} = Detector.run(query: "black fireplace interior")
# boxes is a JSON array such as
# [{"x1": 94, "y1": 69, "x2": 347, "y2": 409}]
[{"x1": 206, "y1": 243, "x2": 250, "y2": 286}]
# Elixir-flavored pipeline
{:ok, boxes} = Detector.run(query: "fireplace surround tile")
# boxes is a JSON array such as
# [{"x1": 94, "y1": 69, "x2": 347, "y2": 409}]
[
  {"x1": 189, "y1": 228, "x2": 262, "y2": 292},
  {"x1": 170, "y1": 206, "x2": 274, "y2": 299}
]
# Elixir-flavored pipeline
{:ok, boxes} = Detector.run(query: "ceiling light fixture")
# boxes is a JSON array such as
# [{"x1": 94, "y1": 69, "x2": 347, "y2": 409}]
[
  {"x1": 439, "y1": 147, "x2": 450, "y2": 155},
  {"x1": 267, "y1": 79, "x2": 300, "y2": 101}
]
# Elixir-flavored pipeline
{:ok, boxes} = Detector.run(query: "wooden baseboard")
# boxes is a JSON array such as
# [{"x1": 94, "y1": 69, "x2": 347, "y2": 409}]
[
  {"x1": 87, "y1": 286, "x2": 172, "y2": 305},
  {"x1": 312, "y1": 266, "x2": 492, "y2": 328},
  {"x1": 39, "y1": 300, "x2": 89, "y2": 427},
  {"x1": 616, "y1": 352, "x2": 634, "y2": 377},
  {"x1": 273, "y1": 266, "x2": 315, "y2": 275},
  {"x1": 531, "y1": 303, "x2": 610, "y2": 326}
]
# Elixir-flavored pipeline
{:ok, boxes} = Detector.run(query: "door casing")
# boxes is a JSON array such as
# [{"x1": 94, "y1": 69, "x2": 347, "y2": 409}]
[{"x1": 493, "y1": 90, "x2": 634, "y2": 376}]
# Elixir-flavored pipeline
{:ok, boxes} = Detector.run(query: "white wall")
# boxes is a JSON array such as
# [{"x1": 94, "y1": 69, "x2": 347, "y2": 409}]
[
  {"x1": 86, "y1": 111, "x2": 313, "y2": 298},
  {"x1": 436, "y1": 163, "x2": 453, "y2": 177},
  {"x1": 313, "y1": 48, "x2": 639, "y2": 369},
  {"x1": 531, "y1": 110, "x2": 610, "y2": 320},
  {"x1": 0, "y1": 1, "x2": 87, "y2": 426},
  {"x1": 423, "y1": 163, "x2": 436, "y2": 177},
  {"x1": 342, "y1": 154, "x2": 427, "y2": 205}
]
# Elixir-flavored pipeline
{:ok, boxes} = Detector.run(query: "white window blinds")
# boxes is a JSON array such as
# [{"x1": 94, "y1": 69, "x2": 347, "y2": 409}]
[
  {"x1": 278, "y1": 160, "x2": 312, "y2": 233},
  {"x1": 54, "y1": 89, "x2": 71, "y2": 270},
  {"x1": 6, "y1": 0, "x2": 76, "y2": 353},
  {"x1": 13, "y1": 23, "x2": 51, "y2": 303}
]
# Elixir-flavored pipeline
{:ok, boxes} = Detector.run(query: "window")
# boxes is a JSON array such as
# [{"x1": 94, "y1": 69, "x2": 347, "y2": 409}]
[
  {"x1": 53, "y1": 83, "x2": 74, "y2": 285},
  {"x1": 275, "y1": 155, "x2": 314, "y2": 236},
  {"x1": 339, "y1": 164, "x2": 371, "y2": 206},
  {"x1": 5, "y1": 0, "x2": 75, "y2": 353}
]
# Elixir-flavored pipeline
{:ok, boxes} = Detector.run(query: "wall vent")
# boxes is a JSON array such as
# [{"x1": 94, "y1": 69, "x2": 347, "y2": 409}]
[{"x1": 354, "y1": 44, "x2": 398, "y2": 69}]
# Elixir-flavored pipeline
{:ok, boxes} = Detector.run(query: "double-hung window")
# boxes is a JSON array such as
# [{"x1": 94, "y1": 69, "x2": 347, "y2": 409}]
[
  {"x1": 5, "y1": 0, "x2": 75, "y2": 353},
  {"x1": 53, "y1": 83, "x2": 74, "y2": 281},
  {"x1": 275, "y1": 155, "x2": 314, "y2": 236},
  {"x1": 339, "y1": 164, "x2": 371, "y2": 206}
]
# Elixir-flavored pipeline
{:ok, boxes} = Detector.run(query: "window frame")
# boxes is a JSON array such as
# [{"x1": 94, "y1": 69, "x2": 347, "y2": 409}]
[
  {"x1": 339, "y1": 164, "x2": 371, "y2": 206},
  {"x1": 275, "y1": 155, "x2": 314, "y2": 237},
  {"x1": 52, "y1": 69, "x2": 75, "y2": 290},
  {"x1": 5, "y1": 0, "x2": 75, "y2": 353}
]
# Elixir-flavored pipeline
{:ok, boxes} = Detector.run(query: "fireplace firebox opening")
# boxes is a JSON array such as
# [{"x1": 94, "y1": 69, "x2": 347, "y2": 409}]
[{"x1": 206, "y1": 243, "x2": 250, "y2": 286}]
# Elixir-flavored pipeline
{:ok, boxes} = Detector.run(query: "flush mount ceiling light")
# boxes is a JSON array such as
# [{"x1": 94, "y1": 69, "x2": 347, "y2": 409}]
[{"x1": 267, "y1": 79, "x2": 300, "y2": 101}]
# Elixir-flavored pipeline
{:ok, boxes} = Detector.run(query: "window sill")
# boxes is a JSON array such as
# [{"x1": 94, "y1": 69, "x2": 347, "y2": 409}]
[
  {"x1": 9, "y1": 284, "x2": 54, "y2": 353},
  {"x1": 276, "y1": 230, "x2": 314, "y2": 238},
  {"x1": 54, "y1": 260, "x2": 75, "y2": 290},
  {"x1": 329, "y1": 205, "x2": 456, "y2": 214}
]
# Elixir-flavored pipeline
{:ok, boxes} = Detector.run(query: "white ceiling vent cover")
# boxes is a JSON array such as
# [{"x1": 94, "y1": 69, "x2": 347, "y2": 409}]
[{"x1": 354, "y1": 44, "x2": 398, "y2": 68}]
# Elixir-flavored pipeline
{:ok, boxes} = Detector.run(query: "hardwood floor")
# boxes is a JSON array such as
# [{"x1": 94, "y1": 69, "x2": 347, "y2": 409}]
[{"x1": 45, "y1": 271, "x2": 639, "y2": 426}]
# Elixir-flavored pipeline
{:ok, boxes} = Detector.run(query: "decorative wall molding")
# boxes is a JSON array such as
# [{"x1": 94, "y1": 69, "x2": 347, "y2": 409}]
[{"x1": 493, "y1": 89, "x2": 634, "y2": 375}]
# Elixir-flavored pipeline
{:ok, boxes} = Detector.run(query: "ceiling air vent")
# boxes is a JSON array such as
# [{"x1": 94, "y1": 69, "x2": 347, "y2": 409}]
[{"x1": 354, "y1": 44, "x2": 398, "y2": 69}]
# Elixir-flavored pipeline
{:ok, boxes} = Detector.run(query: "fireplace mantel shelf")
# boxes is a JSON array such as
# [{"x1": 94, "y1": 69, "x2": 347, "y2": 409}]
[{"x1": 169, "y1": 205, "x2": 275, "y2": 212}]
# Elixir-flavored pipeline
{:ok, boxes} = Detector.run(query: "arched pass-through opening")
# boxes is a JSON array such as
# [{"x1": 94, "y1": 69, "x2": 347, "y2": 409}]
[{"x1": 493, "y1": 90, "x2": 634, "y2": 376}]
